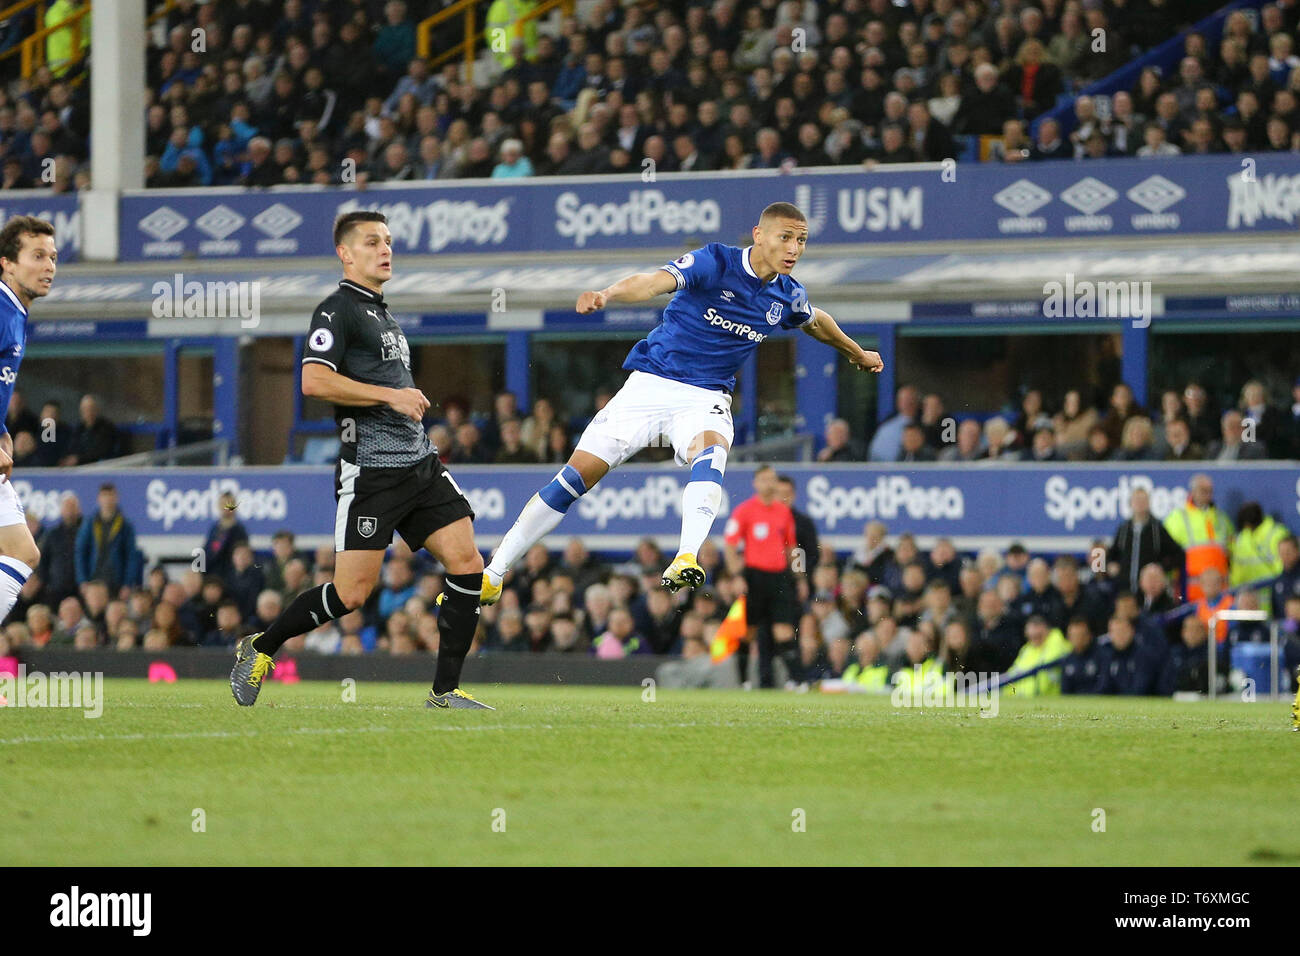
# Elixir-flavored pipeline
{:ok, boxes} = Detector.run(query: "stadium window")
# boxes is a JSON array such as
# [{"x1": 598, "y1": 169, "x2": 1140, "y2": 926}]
[
  {"x1": 1150, "y1": 325, "x2": 1300, "y2": 415},
  {"x1": 531, "y1": 333, "x2": 643, "y2": 420},
  {"x1": 754, "y1": 338, "x2": 796, "y2": 441},
  {"x1": 407, "y1": 339, "x2": 505, "y2": 420},
  {"x1": 891, "y1": 330, "x2": 1121, "y2": 419},
  {"x1": 836, "y1": 334, "x2": 881, "y2": 445},
  {"x1": 18, "y1": 343, "x2": 167, "y2": 456}
]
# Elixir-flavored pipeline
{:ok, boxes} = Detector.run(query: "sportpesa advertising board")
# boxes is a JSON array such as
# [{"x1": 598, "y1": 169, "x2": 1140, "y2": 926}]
[
  {"x1": 12, "y1": 463, "x2": 1299, "y2": 550},
  {"x1": 118, "y1": 154, "x2": 1300, "y2": 260}
]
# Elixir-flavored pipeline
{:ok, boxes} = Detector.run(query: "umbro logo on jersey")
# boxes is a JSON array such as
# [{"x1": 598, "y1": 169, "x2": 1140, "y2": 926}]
[{"x1": 721, "y1": 290, "x2": 735, "y2": 300}]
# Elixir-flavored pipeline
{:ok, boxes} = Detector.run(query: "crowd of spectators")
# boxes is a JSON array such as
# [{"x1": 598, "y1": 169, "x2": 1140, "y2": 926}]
[
  {"x1": 3, "y1": 390, "x2": 126, "y2": 467},
  {"x1": 818, "y1": 377, "x2": 1300, "y2": 464},
  {"x1": 4, "y1": 461, "x2": 1296, "y2": 701},
  {"x1": 402, "y1": 373, "x2": 1300, "y2": 468},
  {"x1": 1026, "y1": 4, "x2": 1300, "y2": 162},
  {"x1": 6, "y1": 0, "x2": 1300, "y2": 194},
  {"x1": 124, "y1": 0, "x2": 1244, "y2": 193}
]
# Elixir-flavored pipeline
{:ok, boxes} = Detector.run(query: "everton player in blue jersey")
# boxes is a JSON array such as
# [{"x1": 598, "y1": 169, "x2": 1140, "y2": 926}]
[
  {"x1": 0, "y1": 216, "x2": 55, "y2": 626},
  {"x1": 481, "y1": 202, "x2": 883, "y2": 602}
]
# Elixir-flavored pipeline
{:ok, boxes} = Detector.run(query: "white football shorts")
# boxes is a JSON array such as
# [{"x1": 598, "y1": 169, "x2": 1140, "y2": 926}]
[
  {"x1": 575, "y1": 370, "x2": 735, "y2": 467},
  {"x1": 0, "y1": 478, "x2": 26, "y2": 528}
]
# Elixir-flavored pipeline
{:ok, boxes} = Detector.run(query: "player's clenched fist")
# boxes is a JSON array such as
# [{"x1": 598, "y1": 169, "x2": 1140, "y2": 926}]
[
  {"x1": 388, "y1": 387, "x2": 430, "y2": 422},
  {"x1": 576, "y1": 290, "x2": 607, "y2": 314},
  {"x1": 852, "y1": 349, "x2": 885, "y2": 373}
]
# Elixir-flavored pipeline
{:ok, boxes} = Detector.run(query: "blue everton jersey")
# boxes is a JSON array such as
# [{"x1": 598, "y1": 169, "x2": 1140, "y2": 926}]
[
  {"x1": 0, "y1": 280, "x2": 28, "y2": 436},
  {"x1": 622, "y1": 243, "x2": 815, "y2": 392}
]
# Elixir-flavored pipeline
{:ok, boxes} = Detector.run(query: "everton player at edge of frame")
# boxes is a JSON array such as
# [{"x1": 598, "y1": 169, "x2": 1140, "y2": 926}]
[
  {"x1": 480, "y1": 202, "x2": 884, "y2": 605},
  {"x1": 230, "y1": 211, "x2": 494, "y2": 710},
  {"x1": 0, "y1": 216, "x2": 56, "y2": 630}
]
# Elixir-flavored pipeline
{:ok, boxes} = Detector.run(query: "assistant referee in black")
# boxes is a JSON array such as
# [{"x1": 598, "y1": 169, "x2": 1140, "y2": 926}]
[{"x1": 231, "y1": 210, "x2": 492, "y2": 710}]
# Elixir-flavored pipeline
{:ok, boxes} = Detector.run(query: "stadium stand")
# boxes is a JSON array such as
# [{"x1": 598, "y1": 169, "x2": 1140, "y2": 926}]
[{"x1": 0, "y1": 0, "x2": 1297, "y2": 701}]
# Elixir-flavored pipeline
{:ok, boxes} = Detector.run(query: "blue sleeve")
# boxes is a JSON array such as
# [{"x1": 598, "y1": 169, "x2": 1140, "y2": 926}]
[
  {"x1": 75, "y1": 519, "x2": 92, "y2": 584},
  {"x1": 659, "y1": 244, "x2": 722, "y2": 292},
  {"x1": 778, "y1": 282, "x2": 815, "y2": 330},
  {"x1": 124, "y1": 526, "x2": 143, "y2": 588},
  {"x1": 0, "y1": 339, "x2": 20, "y2": 437}
]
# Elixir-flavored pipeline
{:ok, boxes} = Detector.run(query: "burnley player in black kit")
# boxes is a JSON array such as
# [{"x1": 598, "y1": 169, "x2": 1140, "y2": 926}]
[{"x1": 231, "y1": 211, "x2": 492, "y2": 709}]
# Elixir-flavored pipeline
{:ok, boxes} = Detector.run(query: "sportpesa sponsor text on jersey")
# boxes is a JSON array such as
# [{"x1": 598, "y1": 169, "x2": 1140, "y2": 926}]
[{"x1": 623, "y1": 243, "x2": 815, "y2": 392}]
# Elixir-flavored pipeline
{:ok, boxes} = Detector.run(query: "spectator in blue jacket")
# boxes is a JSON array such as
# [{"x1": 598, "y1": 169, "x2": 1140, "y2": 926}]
[
  {"x1": 377, "y1": 556, "x2": 417, "y2": 620},
  {"x1": 203, "y1": 491, "x2": 248, "y2": 581},
  {"x1": 1159, "y1": 615, "x2": 1228, "y2": 695},
  {"x1": 1102, "y1": 614, "x2": 1161, "y2": 694},
  {"x1": 75, "y1": 483, "x2": 142, "y2": 597},
  {"x1": 160, "y1": 126, "x2": 213, "y2": 185},
  {"x1": 1061, "y1": 618, "x2": 1111, "y2": 694}
]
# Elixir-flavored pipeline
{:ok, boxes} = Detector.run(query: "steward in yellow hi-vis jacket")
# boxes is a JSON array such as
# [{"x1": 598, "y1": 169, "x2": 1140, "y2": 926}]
[
  {"x1": 1163, "y1": 474, "x2": 1233, "y2": 602},
  {"x1": 1005, "y1": 615, "x2": 1072, "y2": 697}
]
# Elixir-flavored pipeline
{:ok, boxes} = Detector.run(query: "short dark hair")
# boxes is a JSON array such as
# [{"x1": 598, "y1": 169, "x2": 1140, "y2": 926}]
[
  {"x1": 98, "y1": 482, "x2": 116, "y2": 493},
  {"x1": 759, "y1": 201, "x2": 806, "y2": 224},
  {"x1": 775, "y1": 473, "x2": 794, "y2": 486},
  {"x1": 0, "y1": 215, "x2": 54, "y2": 265},
  {"x1": 333, "y1": 210, "x2": 387, "y2": 247}
]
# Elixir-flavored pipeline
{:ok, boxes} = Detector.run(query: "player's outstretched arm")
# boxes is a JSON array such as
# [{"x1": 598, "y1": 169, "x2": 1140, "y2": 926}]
[
  {"x1": 301, "y1": 362, "x2": 430, "y2": 421},
  {"x1": 576, "y1": 270, "x2": 678, "y2": 313},
  {"x1": 801, "y1": 307, "x2": 884, "y2": 372}
]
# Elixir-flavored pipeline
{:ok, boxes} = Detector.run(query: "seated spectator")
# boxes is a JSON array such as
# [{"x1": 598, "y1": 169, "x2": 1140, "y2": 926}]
[
  {"x1": 1029, "y1": 117, "x2": 1070, "y2": 161},
  {"x1": 897, "y1": 422, "x2": 936, "y2": 462},
  {"x1": 1006, "y1": 614, "x2": 1071, "y2": 695},
  {"x1": 1239, "y1": 380, "x2": 1286, "y2": 456},
  {"x1": 377, "y1": 558, "x2": 416, "y2": 620},
  {"x1": 203, "y1": 491, "x2": 249, "y2": 581},
  {"x1": 1192, "y1": 567, "x2": 1234, "y2": 644},
  {"x1": 494, "y1": 418, "x2": 540, "y2": 464},
  {"x1": 939, "y1": 418, "x2": 984, "y2": 462},
  {"x1": 594, "y1": 607, "x2": 644, "y2": 658},
  {"x1": 843, "y1": 632, "x2": 889, "y2": 690},
  {"x1": 1136, "y1": 121, "x2": 1181, "y2": 157},
  {"x1": 954, "y1": 62, "x2": 1016, "y2": 136},
  {"x1": 204, "y1": 601, "x2": 245, "y2": 647},
  {"x1": 1113, "y1": 416, "x2": 1158, "y2": 461},
  {"x1": 974, "y1": 589, "x2": 1023, "y2": 672},
  {"x1": 1006, "y1": 39, "x2": 1063, "y2": 120},
  {"x1": 1103, "y1": 613, "x2": 1161, "y2": 695},
  {"x1": 491, "y1": 138, "x2": 533, "y2": 178},
  {"x1": 1271, "y1": 536, "x2": 1300, "y2": 620},
  {"x1": 63, "y1": 395, "x2": 121, "y2": 465},
  {"x1": 1061, "y1": 618, "x2": 1110, "y2": 694},
  {"x1": 1159, "y1": 615, "x2": 1227, "y2": 695},
  {"x1": 1161, "y1": 417, "x2": 1203, "y2": 461},
  {"x1": 818, "y1": 417, "x2": 861, "y2": 462},
  {"x1": 247, "y1": 589, "x2": 283, "y2": 636},
  {"x1": 1209, "y1": 409, "x2": 1267, "y2": 460}
]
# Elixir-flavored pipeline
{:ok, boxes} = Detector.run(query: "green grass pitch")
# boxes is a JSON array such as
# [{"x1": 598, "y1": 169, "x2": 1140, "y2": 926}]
[{"x1": 3, "y1": 679, "x2": 1295, "y2": 866}]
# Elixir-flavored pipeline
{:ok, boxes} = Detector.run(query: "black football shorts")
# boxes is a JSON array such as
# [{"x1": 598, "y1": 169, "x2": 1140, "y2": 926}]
[{"x1": 333, "y1": 453, "x2": 475, "y2": 552}]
